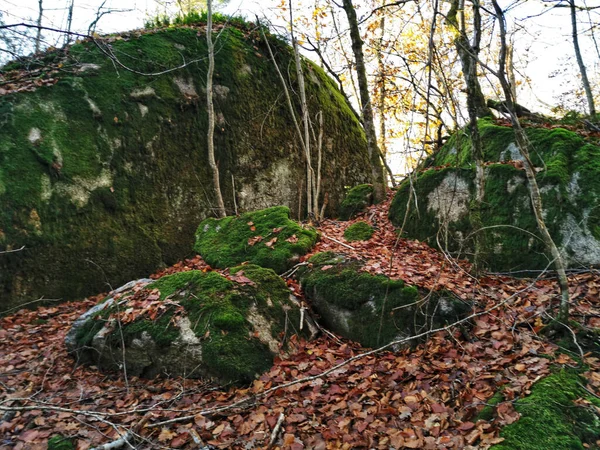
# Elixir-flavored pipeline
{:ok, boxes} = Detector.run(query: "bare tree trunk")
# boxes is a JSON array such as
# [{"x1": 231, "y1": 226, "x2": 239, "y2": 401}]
[
  {"x1": 492, "y1": 0, "x2": 570, "y2": 322},
  {"x1": 206, "y1": 0, "x2": 226, "y2": 218},
  {"x1": 446, "y1": 0, "x2": 491, "y2": 118},
  {"x1": 65, "y1": 0, "x2": 74, "y2": 46},
  {"x1": 570, "y1": 0, "x2": 596, "y2": 116},
  {"x1": 35, "y1": 0, "x2": 43, "y2": 53},
  {"x1": 341, "y1": 0, "x2": 386, "y2": 202},
  {"x1": 446, "y1": 0, "x2": 487, "y2": 272},
  {"x1": 506, "y1": 35, "x2": 517, "y2": 102}
]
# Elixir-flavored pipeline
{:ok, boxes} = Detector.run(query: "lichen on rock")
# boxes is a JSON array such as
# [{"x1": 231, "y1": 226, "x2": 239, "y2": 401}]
[
  {"x1": 390, "y1": 119, "x2": 600, "y2": 272},
  {"x1": 66, "y1": 265, "x2": 304, "y2": 385}
]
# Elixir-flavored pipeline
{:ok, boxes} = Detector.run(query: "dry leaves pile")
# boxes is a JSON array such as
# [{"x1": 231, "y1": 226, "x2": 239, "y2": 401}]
[{"x1": 0, "y1": 193, "x2": 599, "y2": 450}]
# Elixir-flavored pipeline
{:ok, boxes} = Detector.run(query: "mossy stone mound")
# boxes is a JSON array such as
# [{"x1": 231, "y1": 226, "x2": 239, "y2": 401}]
[
  {"x1": 48, "y1": 436, "x2": 74, "y2": 450},
  {"x1": 0, "y1": 20, "x2": 371, "y2": 311},
  {"x1": 344, "y1": 221, "x2": 374, "y2": 242},
  {"x1": 194, "y1": 206, "x2": 318, "y2": 273},
  {"x1": 339, "y1": 184, "x2": 374, "y2": 220},
  {"x1": 298, "y1": 252, "x2": 469, "y2": 348},
  {"x1": 66, "y1": 265, "x2": 303, "y2": 385},
  {"x1": 491, "y1": 369, "x2": 600, "y2": 450},
  {"x1": 390, "y1": 119, "x2": 600, "y2": 272}
]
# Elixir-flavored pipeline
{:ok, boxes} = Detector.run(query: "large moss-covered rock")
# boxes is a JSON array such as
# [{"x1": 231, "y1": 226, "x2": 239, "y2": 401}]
[
  {"x1": 194, "y1": 206, "x2": 318, "y2": 273},
  {"x1": 66, "y1": 265, "x2": 303, "y2": 385},
  {"x1": 339, "y1": 184, "x2": 374, "y2": 220},
  {"x1": 0, "y1": 20, "x2": 371, "y2": 310},
  {"x1": 491, "y1": 369, "x2": 600, "y2": 450},
  {"x1": 390, "y1": 119, "x2": 600, "y2": 272},
  {"x1": 298, "y1": 252, "x2": 469, "y2": 348}
]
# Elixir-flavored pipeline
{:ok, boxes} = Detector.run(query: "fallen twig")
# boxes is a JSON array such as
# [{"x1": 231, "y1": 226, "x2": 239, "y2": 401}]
[{"x1": 321, "y1": 234, "x2": 355, "y2": 250}]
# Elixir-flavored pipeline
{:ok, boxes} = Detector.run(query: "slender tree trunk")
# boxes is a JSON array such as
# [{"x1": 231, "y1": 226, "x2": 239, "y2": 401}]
[
  {"x1": 65, "y1": 0, "x2": 74, "y2": 46},
  {"x1": 446, "y1": 0, "x2": 491, "y2": 118},
  {"x1": 206, "y1": 0, "x2": 226, "y2": 218},
  {"x1": 446, "y1": 0, "x2": 487, "y2": 272},
  {"x1": 342, "y1": 0, "x2": 386, "y2": 202},
  {"x1": 570, "y1": 0, "x2": 596, "y2": 116},
  {"x1": 35, "y1": 0, "x2": 43, "y2": 53},
  {"x1": 492, "y1": 0, "x2": 570, "y2": 322}
]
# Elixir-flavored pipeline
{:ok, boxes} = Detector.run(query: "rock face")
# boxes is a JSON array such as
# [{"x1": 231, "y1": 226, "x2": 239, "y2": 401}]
[
  {"x1": 390, "y1": 119, "x2": 600, "y2": 272},
  {"x1": 297, "y1": 252, "x2": 469, "y2": 348},
  {"x1": 66, "y1": 265, "x2": 303, "y2": 384},
  {"x1": 194, "y1": 206, "x2": 318, "y2": 273},
  {"x1": 0, "y1": 21, "x2": 371, "y2": 310}
]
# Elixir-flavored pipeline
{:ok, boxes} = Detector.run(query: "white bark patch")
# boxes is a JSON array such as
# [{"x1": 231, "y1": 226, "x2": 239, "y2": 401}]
[
  {"x1": 246, "y1": 305, "x2": 279, "y2": 354},
  {"x1": 426, "y1": 173, "x2": 470, "y2": 224}
]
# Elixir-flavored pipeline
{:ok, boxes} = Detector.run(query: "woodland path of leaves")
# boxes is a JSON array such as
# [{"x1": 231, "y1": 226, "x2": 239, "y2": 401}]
[{"x1": 1, "y1": 192, "x2": 599, "y2": 450}]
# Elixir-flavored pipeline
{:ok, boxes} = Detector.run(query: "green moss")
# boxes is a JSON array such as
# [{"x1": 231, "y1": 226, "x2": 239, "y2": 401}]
[
  {"x1": 491, "y1": 369, "x2": 600, "y2": 450},
  {"x1": 339, "y1": 184, "x2": 374, "y2": 220},
  {"x1": 343, "y1": 221, "x2": 374, "y2": 242},
  {"x1": 77, "y1": 266, "x2": 301, "y2": 384},
  {"x1": 0, "y1": 20, "x2": 370, "y2": 311},
  {"x1": 194, "y1": 206, "x2": 318, "y2": 273},
  {"x1": 475, "y1": 390, "x2": 504, "y2": 422},
  {"x1": 299, "y1": 253, "x2": 467, "y2": 348},
  {"x1": 48, "y1": 435, "x2": 74, "y2": 450}
]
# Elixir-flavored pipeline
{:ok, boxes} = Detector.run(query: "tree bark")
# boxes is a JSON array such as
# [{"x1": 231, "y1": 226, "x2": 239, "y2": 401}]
[
  {"x1": 35, "y1": 0, "x2": 43, "y2": 53},
  {"x1": 446, "y1": 0, "x2": 491, "y2": 119},
  {"x1": 570, "y1": 0, "x2": 596, "y2": 116},
  {"x1": 492, "y1": 0, "x2": 570, "y2": 322},
  {"x1": 206, "y1": 0, "x2": 226, "y2": 218},
  {"x1": 342, "y1": 0, "x2": 386, "y2": 202}
]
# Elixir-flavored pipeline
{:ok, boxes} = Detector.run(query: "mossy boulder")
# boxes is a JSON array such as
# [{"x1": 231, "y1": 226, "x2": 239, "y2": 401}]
[
  {"x1": 66, "y1": 265, "x2": 304, "y2": 385},
  {"x1": 491, "y1": 369, "x2": 600, "y2": 450},
  {"x1": 343, "y1": 221, "x2": 374, "y2": 242},
  {"x1": 0, "y1": 19, "x2": 371, "y2": 311},
  {"x1": 297, "y1": 252, "x2": 469, "y2": 348},
  {"x1": 390, "y1": 119, "x2": 600, "y2": 272},
  {"x1": 339, "y1": 184, "x2": 374, "y2": 220},
  {"x1": 194, "y1": 206, "x2": 318, "y2": 273}
]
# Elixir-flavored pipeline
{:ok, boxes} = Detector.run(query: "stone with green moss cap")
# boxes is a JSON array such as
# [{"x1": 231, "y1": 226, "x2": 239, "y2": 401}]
[
  {"x1": 343, "y1": 221, "x2": 374, "y2": 242},
  {"x1": 66, "y1": 265, "x2": 304, "y2": 385},
  {"x1": 339, "y1": 184, "x2": 374, "y2": 220},
  {"x1": 390, "y1": 118, "x2": 600, "y2": 272},
  {"x1": 297, "y1": 252, "x2": 469, "y2": 348},
  {"x1": 194, "y1": 206, "x2": 318, "y2": 274},
  {"x1": 0, "y1": 17, "x2": 370, "y2": 311}
]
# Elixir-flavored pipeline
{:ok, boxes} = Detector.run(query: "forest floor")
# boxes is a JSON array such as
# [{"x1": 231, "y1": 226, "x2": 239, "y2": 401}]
[{"x1": 1, "y1": 192, "x2": 599, "y2": 450}]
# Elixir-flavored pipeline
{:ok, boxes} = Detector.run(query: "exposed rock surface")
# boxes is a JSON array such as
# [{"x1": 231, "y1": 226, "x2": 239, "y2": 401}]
[
  {"x1": 0, "y1": 21, "x2": 371, "y2": 310},
  {"x1": 66, "y1": 265, "x2": 304, "y2": 385},
  {"x1": 390, "y1": 119, "x2": 600, "y2": 272},
  {"x1": 297, "y1": 252, "x2": 469, "y2": 348}
]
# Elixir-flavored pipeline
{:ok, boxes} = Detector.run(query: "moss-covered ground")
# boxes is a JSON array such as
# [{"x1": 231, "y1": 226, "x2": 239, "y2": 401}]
[
  {"x1": 491, "y1": 368, "x2": 600, "y2": 450},
  {"x1": 194, "y1": 206, "x2": 318, "y2": 273},
  {"x1": 339, "y1": 184, "x2": 374, "y2": 220},
  {"x1": 75, "y1": 265, "x2": 301, "y2": 384},
  {"x1": 0, "y1": 18, "x2": 369, "y2": 310},
  {"x1": 390, "y1": 119, "x2": 600, "y2": 272},
  {"x1": 343, "y1": 221, "x2": 374, "y2": 242},
  {"x1": 47, "y1": 435, "x2": 74, "y2": 450}
]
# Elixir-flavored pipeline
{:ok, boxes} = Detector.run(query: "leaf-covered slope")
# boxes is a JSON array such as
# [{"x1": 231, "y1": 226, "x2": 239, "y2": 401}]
[
  {"x1": 0, "y1": 21, "x2": 370, "y2": 309},
  {"x1": 390, "y1": 118, "x2": 600, "y2": 272}
]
